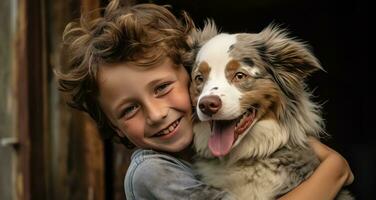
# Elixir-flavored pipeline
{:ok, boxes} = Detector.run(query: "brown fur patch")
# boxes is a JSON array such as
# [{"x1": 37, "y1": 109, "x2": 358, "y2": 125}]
[
  {"x1": 225, "y1": 60, "x2": 241, "y2": 81},
  {"x1": 198, "y1": 61, "x2": 211, "y2": 77},
  {"x1": 239, "y1": 80, "x2": 284, "y2": 121},
  {"x1": 190, "y1": 61, "x2": 211, "y2": 106}
]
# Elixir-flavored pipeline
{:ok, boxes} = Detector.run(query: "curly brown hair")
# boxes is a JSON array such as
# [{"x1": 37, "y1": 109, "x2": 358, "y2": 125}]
[{"x1": 55, "y1": 0, "x2": 195, "y2": 148}]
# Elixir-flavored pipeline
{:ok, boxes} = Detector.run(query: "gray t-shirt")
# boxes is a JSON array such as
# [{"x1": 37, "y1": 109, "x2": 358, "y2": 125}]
[{"x1": 124, "y1": 149, "x2": 234, "y2": 200}]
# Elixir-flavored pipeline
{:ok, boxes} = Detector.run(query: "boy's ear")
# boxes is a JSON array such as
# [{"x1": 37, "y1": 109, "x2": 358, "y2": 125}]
[
  {"x1": 112, "y1": 132, "x2": 135, "y2": 149},
  {"x1": 113, "y1": 126, "x2": 125, "y2": 138},
  {"x1": 108, "y1": 122, "x2": 123, "y2": 137}
]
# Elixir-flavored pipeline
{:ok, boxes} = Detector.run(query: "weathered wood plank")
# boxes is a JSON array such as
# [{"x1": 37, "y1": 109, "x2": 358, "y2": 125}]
[
  {"x1": 47, "y1": 0, "x2": 105, "y2": 199},
  {"x1": 26, "y1": 0, "x2": 50, "y2": 199},
  {"x1": 112, "y1": 144, "x2": 134, "y2": 200},
  {"x1": 46, "y1": 0, "x2": 80, "y2": 199},
  {"x1": 15, "y1": 0, "x2": 32, "y2": 198},
  {"x1": 0, "y1": 0, "x2": 16, "y2": 200}
]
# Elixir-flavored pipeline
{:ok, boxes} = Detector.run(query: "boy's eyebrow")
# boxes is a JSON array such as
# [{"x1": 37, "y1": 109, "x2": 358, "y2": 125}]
[{"x1": 146, "y1": 78, "x2": 166, "y2": 89}]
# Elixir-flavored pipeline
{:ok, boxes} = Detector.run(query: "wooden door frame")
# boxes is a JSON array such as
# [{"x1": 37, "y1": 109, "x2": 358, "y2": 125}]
[{"x1": 16, "y1": 0, "x2": 49, "y2": 199}]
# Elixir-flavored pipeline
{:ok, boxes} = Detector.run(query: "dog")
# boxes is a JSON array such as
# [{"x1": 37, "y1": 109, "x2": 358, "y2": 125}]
[{"x1": 189, "y1": 22, "x2": 353, "y2": 200}]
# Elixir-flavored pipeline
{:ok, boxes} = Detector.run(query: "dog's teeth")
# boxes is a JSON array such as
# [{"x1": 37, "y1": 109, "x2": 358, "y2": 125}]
[{"x1": 241, "y1": 113, "x2": 246, "y2": 120}]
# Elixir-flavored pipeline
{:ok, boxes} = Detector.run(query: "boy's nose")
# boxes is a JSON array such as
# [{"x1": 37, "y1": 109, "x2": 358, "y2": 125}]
[{"x1": 145, "y1": 102, "x2": 168, "y2": 125}]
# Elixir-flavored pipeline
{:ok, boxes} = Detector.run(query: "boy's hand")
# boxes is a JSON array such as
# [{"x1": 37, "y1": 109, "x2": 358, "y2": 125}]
[
  {"x1": 279, "y1": 137, "x2": 354, "y2": 200},
  {"x1": 308, "y1": 137, "x2": 354, "y2": 185}
]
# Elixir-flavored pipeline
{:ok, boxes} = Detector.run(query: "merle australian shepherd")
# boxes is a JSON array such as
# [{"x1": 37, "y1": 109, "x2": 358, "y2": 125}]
[{"x1": 189, "y1": 22, "x2": 352, "y2": 200}]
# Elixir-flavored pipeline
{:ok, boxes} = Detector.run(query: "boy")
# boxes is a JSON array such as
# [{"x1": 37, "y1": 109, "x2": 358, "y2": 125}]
[{"x1": 56, "y1": 0, "x2": 353, "y2": 199}]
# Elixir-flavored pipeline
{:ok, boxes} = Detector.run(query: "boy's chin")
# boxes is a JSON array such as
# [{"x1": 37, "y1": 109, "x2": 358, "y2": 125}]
[{"x1": 161, "y1": 135, "x2": 193, "y2": 153}]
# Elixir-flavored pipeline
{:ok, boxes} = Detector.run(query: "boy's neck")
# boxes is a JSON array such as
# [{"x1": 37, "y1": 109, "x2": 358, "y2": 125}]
[
  {"x1": 159, "y1": 142, "x2": 194, "y2": 163},
  {"x1": 173, "y1": 145, "x2": 195, "y2": 163}
]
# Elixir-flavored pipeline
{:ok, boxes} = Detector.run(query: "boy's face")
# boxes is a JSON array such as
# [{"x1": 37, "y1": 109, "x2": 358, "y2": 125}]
[{"x1": 98, "y1": 57, "x2": 193, "y2": 152}]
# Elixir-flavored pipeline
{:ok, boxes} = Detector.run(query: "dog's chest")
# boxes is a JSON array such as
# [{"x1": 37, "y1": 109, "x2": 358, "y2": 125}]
[
  {"x1": 194, "y1": 148, "x2": 319, "y2": 200},
  {"x1": 195, "y1": 159, "x2": 284, "y2": 199}
]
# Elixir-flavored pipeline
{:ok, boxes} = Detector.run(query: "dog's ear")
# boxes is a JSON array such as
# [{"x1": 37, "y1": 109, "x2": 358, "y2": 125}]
[
  {"x1": 187, "y1": 19, "x2": 219, "y2": 49},
  {"x1": 186, "y1": 20, "x2": 218, "y2": 71},
  {"x1": 257, "y1": 24, "x2": 324, "y2": 79},
  {"x1": 255, "y1": 24, "x2": 324, "y2": 100}
]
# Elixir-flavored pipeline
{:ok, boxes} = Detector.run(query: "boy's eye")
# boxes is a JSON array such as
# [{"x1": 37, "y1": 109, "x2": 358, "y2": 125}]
[
  {"x1": 154, "y1": 82, "x2": 172, "y2": 95},
  {"x1": 120, "y1": 104, "x2": 139, "y2": 119}
]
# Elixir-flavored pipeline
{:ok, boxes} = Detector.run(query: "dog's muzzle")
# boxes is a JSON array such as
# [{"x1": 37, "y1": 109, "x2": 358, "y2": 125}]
[{"x1": 198, "y1": 95, "x2": 222, "y2": 116}]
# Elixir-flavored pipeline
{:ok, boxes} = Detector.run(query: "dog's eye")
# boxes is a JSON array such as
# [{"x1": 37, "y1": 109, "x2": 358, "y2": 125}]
[
  {"x1": 234, "y1": 72, "x2": 247, "y2": 81},
  {"x1": 194, "y1": 75, "x2": 204, "y2": 84}
]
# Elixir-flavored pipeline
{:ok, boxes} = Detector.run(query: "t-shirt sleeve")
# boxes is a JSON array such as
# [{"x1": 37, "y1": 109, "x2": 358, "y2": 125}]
[{"x1": 125, "y1": 156, "x2": 234, "y2": 200}]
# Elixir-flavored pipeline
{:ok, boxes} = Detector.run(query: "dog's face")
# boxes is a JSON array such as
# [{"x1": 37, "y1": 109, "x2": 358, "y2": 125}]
[{"x1": 190, "y1": 24, "x2": 323, "y2": 158}]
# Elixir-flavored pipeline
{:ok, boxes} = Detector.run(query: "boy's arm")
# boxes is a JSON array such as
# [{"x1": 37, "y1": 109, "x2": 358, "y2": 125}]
[
  {"x1": 279, "y1": 138, "x2": 354, "y2": 200},
  {"x1": 125, "y1": 154, "x2": 234, "y2": 200}
]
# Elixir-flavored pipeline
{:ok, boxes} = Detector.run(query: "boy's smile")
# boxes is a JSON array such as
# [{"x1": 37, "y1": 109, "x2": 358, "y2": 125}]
[{"x1": 98, "y1": 57, "x2": 193, "y2": 152}]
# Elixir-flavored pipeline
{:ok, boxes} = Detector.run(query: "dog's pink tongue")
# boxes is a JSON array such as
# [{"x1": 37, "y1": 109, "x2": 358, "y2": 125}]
[{"x1": 208, "y1": 120, "x2": 236, "y2": 157}]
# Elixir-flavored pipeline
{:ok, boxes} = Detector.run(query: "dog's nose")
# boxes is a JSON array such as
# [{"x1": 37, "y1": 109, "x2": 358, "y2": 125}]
[{"x1": 199, "y1": 95, "x2": 222, "y2": 116}]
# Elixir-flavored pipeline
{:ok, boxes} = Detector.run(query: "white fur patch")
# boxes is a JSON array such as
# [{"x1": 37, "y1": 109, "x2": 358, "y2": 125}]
[
  {"x1": 196, "y1": 34, "x2": 244, "y2": 121},
  {"x1": 196, "y1": 33, "x2": 237, "y2": 65},
  {"x1": 245, "y1": 67, "x2": 261, "y2": 77}
]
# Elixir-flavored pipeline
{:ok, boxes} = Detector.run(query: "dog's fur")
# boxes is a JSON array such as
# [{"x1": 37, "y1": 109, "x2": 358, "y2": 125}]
[{"x1": 189, "y1": 22, "x2": 352, "y2": 200}]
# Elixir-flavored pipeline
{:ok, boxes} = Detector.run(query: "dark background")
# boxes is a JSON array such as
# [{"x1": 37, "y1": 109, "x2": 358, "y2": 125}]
[{"x1": 142, "y1": 0, "x2": 372, "y2": 199}]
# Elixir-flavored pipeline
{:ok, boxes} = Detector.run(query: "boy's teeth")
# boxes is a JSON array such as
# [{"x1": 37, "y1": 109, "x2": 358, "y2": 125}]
[{"x1": 156, "y1": 119, "x2": 180, "y2": 136}]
